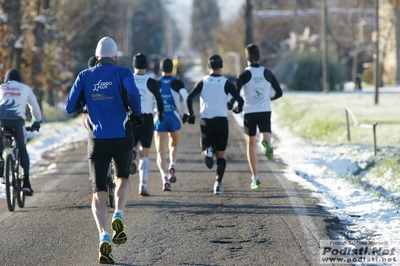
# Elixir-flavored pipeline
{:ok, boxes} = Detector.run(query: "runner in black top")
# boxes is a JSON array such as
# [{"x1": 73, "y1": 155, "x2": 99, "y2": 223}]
[
  {"x1": 187, "y1": 54, "x2": 244, "y2": 195},
  {"x1": 132, "y1": 53, "x2": 164, "y2": 196}
]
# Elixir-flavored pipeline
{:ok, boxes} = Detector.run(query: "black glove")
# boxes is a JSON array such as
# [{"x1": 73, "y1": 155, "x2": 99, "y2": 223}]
[
  {"x1": 130, "y1": 113, "x2": 144, "y2": 127},
  {"x1": 157, "y1": 111, "x2": 164, "y2": 122},
  {"x1": 82, "y1": 106, "x2": 88, "y2": 114},
  {"x1": 227, "y1": 99, "x2": 235, "y2": 110},
  {"x1": 232, "y1": 106, "x2": 242, "y2": 114},
  {"x1": 182, "y1": 113, "x2": 189, "y2": 124},
  {"x1": 188, "y1": 115, "x2": 195, "y2": 124},
  {"x1": 31, "y1": 120, "x2": 42, "y2": 132},
  {"x1": 77, "y1": 105, "x2": 88, "y2": 114}
]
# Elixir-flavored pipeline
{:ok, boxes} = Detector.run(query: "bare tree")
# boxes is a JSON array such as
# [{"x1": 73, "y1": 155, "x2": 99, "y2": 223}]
[
  {"x1": 191, "y1": 0, "x2": 220, "y2": 71},
  {"x1": 26, "y1": 0, "x2": 50, "y2": 107},
  {"x1": 0, "y1": 0, "x2": 21, "y2": 74},
  {"x1": 130, "y1": 0, "x2": 165, "y2": 58},
  {"x1": 386, "y1": 0, "x2": 400, "y2": 82}
]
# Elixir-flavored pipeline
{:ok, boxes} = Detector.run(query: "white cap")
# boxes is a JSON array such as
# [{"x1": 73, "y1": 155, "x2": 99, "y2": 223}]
[{"x1": 95, "y1": 36, "x2": 118, "y2": 58}]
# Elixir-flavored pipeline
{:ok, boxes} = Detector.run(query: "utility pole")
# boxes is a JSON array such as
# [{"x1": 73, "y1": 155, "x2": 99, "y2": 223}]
[
  {"x1": 245, "y1": 0, "x2": 254, "y2": 45},
  {"x1": 321, "y1": 0, "x2": 329, "y2": 93},
  {"x1": 374, "y1": 0, "x2": 380, "y2": 104},
  {"x1": 293, "y1": 0, "x2": 298, "y2": 37}
]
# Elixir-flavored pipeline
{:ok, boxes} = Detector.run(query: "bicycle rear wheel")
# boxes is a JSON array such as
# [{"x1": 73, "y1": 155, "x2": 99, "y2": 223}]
[
  {"x1": 107, "y1": 162, "x2": 115, "y2": 208},
  {"x1": 16, "y1": 160, "x2": 25, "y2": 208},
  {"x1": 5, "y1": 154, "x2": 15, "y2": 212},
  {"x1": 108, "y1": 180, "x2": 115, "y2": 208}
]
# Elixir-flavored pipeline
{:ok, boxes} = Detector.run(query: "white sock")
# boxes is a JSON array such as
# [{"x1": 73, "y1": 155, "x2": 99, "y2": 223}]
[
  {"x1": 139, "y1": 157, "x2": 150, "y2": 182},
  {"x1": 146, "y1": 157, "x2": 150, "y2": 176},
  {"x1": 100, "y1": 231, "x2": 109, "y2": 241},
  {"x1": 252, "y1": 175, "x2": 259, "y2": 180},
  {"x1": 170, "y1": 162, "x2": 176, "y2": 169}
]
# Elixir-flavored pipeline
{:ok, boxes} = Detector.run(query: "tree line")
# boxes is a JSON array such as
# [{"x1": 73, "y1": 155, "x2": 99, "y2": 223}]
[
  {"x1": 0, "y1": 0, "x2": 171, "y2": 112},
  {"x1": 1, "y1": 0, "x2": 399, "y2": 117}
]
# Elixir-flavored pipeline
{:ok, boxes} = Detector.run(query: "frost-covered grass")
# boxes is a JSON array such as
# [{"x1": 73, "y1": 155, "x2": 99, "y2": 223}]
[
  {"x1": 273, "y1": 91, "x2": 400, "y2": 147},
  {"x1": 273, "y1": 91, "x2": 400, "y2": 198}
]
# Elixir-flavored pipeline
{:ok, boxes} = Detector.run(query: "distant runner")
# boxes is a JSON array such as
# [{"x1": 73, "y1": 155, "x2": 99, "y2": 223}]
[
  {"x1": 187, "y1": 54, "x2": 244, "y2": 194},
  {"x1": 228, "y1": 43, "x2": 283, "y2": 190}
]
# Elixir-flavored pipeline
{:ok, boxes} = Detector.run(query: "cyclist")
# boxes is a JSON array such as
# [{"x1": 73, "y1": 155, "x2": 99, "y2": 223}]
[
  {"x1": 65, "y1": 37, "x2": 142, "y2": 264},
  {"x1": 85, "y1": 56, "x2": 138, "y2": 176},
  {"x1": 132, "y1": 53, "x2": 164, "y2": 196},
  {"x1": 0, "y1": 68, "x2": 42, "y2": 196}
]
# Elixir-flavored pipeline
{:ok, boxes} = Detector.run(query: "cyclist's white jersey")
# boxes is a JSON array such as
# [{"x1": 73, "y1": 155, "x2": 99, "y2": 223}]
[{"x1": 0, "y1": 80, "x2": 42, "y2": 121}]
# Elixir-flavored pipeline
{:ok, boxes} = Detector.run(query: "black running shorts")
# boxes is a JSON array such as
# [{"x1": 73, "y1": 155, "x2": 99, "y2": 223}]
[
  {"x1": 200, "y1": 117, "x2": 228, "y2": 151},
  {"x1": 244, "y1": 111, "x2": 272, "y2": 137},
  {"x1": 132, "y1": 113, "x2": 154, "y2": 148},
  {"x1": 88, "y1": 125, "x2": 134, "y2": 193}
]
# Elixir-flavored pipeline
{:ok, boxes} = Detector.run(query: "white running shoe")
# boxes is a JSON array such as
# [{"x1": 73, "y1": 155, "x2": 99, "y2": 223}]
[
  {"x1": 213, "y1": 181, "x2": 223, "y2": 195},
  {"x1": 204, "y1": 146, "x2": 214, "y2": 169}
]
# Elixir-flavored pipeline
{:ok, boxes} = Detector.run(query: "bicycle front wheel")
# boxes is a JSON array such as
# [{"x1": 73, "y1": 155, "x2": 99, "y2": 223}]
[
  {"x1": 5, "y1": 153, "x2": 15, "y2": 212},
  {"x1": 16, "y1": 159, "x2": 25, "y2": 208}
]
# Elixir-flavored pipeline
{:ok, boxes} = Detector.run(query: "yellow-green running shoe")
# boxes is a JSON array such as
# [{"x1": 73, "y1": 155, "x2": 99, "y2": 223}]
[
  {"x1": 251, "y1": 178, "x2": 262, "y2": 189},
  {"x1": 261, "y1": 140, "x2": 274, "y2": 160},
  {"x1": 111, "y1": 213, "x2": 127, "y2": 244},
  {"x1": 99, "y1": 235, "x2": 114, "y2": 264}
]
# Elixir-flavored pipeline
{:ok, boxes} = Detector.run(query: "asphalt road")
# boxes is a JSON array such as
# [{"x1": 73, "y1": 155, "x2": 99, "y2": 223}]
[{"x1": 0, "y1": 101, "x2": 337, "y2": 266}]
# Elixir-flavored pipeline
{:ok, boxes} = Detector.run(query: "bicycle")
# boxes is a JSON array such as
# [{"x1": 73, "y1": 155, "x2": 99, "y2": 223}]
[
  {"x1": 1, "y1": 126, "x2": 36, "y2": 212},
  {"x1": 106, "y1": 161, "x2": 115, "y2": 208}
]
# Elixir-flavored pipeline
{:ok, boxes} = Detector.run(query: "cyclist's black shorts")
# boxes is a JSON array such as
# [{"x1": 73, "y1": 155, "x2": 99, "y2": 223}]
[
  {"x1": 88, "y1": 124, "x2": 134, "y2": 193},
  {"x1": 244, "y1": 111, "x2": 272, "y2": 137},
  {"x1": 200, "y1": 117, "x2": 228, "y2": 152},
  {"x1": 132, "y1": 113, "x2": 154, "y2": 148}
]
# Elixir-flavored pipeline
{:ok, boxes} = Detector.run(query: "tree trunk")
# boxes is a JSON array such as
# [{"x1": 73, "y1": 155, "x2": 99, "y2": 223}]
[
  {"x1": 2, "y1": 0, "x2": 21, "y2": 69},
  {"x1": 31, "y1": 0, "x2": 50, "y2": 104},
  {"x1": 396, "y1": 6, "x2": 400, "y2": 83}
]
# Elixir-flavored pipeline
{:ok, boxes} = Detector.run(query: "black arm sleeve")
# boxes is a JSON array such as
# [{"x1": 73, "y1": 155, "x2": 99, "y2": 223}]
[
  {"x1": 187, "y1": 80, "x2": 203, "y2": 116},
  {"x1": 148, "y1": 78, "x2": 164, "y2": 113},
  {"x1": 225, "y1": 80, "x2": 244, "y2": 108},
  {"x1": 171, "y1": 79, "x2": 185, "y2": 93},
  {"x1": 237, "y1": 70, "x2": 251, "y2": 94},
  {"x1": 264, "y1": 69, "x2": 283, "y2": 100},
  {"x1": 231, "y1": 70, "x2": 251, "y2": 105}
]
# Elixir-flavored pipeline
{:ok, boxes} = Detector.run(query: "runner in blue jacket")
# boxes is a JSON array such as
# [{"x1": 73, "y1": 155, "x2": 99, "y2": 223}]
[{"x1": 65, "y1": 36, "x2": 142, "y2": 264}]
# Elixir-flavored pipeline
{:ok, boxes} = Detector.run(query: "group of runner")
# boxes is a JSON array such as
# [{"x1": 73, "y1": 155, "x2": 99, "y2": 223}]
[{"x1": 65, "y1": 37, "x2": 283, "y2": 264}]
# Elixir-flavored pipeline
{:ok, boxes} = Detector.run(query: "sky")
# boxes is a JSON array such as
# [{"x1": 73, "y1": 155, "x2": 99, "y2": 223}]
[{"x1": 1, "y1": 64, "x2": 400, "y2": 264}]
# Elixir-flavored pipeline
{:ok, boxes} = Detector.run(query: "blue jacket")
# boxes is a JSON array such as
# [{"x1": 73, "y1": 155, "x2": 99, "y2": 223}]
[{"x1": 65, "y1": 60, "x2": 141, "y2": 139}]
